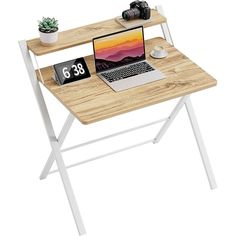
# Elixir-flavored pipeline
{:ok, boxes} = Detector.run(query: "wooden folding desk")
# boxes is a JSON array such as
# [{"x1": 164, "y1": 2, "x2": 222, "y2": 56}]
[{"x1": 19, "y1": 7, "x2": 217, "y2": 235}]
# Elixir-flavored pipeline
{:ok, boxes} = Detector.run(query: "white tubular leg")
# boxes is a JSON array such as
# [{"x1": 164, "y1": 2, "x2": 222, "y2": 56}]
[
  {"x1": 51, "y1": 141, "x2": 86, "y2": 235},
  {"x1": 153, "y1": 96, "x2": 188, "y2": 143},
  {"x1": 185, "y1": 97, "x2": 217, "y2": 189},
  {"x1": 156, "y1": 5, "x2": 174, "y2": 45},
  {"x1": 40, "y1": 113, "x2": 75, "y2": 180},
  {"x1": 19, "y1": 40, "x2": 86, "y2": 235}
]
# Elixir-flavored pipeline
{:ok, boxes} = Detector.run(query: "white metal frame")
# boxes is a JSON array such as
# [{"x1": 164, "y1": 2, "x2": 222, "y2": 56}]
[{"x1": 19, "y1": 6, "x2": 216, "y2": 235}]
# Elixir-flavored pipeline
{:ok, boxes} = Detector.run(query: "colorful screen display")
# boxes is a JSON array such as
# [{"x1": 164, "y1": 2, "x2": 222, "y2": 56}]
[{"x1": 93, "y1": 27, "x2": 145, "y2": 73}]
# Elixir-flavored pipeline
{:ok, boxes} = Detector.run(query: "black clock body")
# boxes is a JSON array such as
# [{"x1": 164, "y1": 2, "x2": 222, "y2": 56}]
[{"x1": 53, "y1": 57, "x2": 91, "y2": 85}]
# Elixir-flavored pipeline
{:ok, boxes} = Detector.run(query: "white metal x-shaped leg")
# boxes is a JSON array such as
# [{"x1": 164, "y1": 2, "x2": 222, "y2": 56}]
[
  {"x1": 153, "y1": 95, "x2": 217, "y2": 189},
  {"x1": 19, "y1": 41, "x2": 86, "y2": 235},
  {"x1": 38, "y1": 94, "x2": 216, "y2": 191},
  {"x1": 40, "y1": 113, "x2": 75, "y2": 180},
  {"x1": 185, "y1": 98, "x2": 217, "y2": 189}
]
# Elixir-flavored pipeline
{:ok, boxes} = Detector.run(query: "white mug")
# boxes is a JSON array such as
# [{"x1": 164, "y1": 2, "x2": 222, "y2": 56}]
[{"x1": 151, "y1": 46, "x2": 168, "y2": 59}]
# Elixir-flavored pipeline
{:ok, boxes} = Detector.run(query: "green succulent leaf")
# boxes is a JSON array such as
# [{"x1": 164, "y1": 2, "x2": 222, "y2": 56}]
[{"x1": 38, "y1": 16, "x2": 58, "y2": 33}]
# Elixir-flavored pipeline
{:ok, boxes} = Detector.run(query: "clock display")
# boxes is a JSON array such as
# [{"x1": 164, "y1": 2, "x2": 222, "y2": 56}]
[{"x1": 53, "y1": 57, "x2": 91, "y2": 85}]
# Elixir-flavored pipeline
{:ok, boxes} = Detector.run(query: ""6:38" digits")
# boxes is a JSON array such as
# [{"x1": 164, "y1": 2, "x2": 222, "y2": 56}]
[{"x1": 62, "y1": 63, "x2": 85, "y2": 78}]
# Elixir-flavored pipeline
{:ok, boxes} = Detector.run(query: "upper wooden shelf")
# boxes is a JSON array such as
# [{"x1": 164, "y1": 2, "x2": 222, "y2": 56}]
[{"x1": 27, "y1": 9, "x2": 166, "y2": 56}]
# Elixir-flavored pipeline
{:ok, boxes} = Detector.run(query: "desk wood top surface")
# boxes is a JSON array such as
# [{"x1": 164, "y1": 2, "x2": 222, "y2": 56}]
[{"x1": 36, "y1": 37, "x2": 217, "y2": 124}]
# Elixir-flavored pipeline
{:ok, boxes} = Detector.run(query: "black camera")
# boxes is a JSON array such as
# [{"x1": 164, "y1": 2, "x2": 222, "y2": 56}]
[{"x1": 122, "y1": 0, "x2": 151, "y2": 21}]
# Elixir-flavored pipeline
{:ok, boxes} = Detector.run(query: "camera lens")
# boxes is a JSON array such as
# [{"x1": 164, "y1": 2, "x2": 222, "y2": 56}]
[{"x1": 122, "y1": 8, "x2": 140, "y2": 21}]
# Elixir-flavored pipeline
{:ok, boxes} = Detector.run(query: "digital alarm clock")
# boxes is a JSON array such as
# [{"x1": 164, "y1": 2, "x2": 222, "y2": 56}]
[{"x1": 53, "y1": 57, "x2": 91, "y2": 85}]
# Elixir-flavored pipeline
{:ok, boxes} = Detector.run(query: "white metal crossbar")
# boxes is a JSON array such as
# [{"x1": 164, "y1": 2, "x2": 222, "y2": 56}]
[
  {"x1": 61, "y1": 117, "x2": 168, "y2": 153},
  {"x1": 49, "y1": 139, "x2": 154, "y2": 175}
]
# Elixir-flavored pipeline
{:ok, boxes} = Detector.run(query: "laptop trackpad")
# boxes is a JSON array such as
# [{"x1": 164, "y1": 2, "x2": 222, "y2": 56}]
[{"x1": 109, "y1": 69, "x2": 165, "y2": 92}]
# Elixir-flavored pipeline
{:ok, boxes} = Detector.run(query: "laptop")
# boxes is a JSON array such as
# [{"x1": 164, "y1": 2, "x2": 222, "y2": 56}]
[{"x1": 92, "y1": 26, "x2": 165, "y2": 92}]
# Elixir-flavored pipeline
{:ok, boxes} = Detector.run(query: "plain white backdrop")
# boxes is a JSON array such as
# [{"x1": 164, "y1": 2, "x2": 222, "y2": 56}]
[{"x1": 1, "y1": 0, "x2": 236, "y2": 236}]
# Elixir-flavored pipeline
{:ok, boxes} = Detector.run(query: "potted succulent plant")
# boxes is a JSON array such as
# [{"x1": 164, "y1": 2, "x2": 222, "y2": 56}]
[{"x1": 38, "y1": 17, "x2": 59, "y2": 46}]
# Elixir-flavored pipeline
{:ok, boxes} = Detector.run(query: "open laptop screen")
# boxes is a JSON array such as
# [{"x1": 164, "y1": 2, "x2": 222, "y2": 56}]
[{"x1": 93, "y1": 26, "x2": 145, "y2": 73}]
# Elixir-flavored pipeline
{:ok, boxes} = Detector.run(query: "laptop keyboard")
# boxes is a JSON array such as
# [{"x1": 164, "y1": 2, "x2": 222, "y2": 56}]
[{"x1": 100, "y1": 61, "x2": 155, "y2": 83}]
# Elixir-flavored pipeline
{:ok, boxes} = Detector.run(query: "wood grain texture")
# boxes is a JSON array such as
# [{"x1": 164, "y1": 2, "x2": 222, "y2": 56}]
[
  {"x1": 36, "y1": 37, "x2": 217, "y2": 124},
  {"x1": 27, "y1": 9, "x2": 166, "y2": 56}
]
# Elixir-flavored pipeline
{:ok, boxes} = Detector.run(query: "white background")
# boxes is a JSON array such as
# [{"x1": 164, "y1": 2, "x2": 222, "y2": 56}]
[{"x1": 1, "y1": 0, "x2": 236, "y2": 236}]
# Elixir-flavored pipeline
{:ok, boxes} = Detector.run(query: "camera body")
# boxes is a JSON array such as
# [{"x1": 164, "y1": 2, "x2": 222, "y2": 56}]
[{"x1": 122, "y1": 0, "x2": 151, "y2": 21}]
